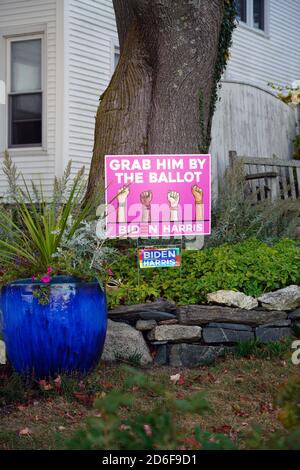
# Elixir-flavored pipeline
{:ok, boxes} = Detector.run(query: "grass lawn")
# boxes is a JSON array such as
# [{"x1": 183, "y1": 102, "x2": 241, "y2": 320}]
[{"x1": 0, "y1": 348, "x2": 298, "y2": 451}]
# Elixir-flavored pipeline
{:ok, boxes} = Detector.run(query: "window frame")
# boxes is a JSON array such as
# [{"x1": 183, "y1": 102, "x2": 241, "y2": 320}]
[
  {"x1": 110, "y1": 38, "x2": 120, "y2": 75},
  {"x1": 6, "y1": 33, "x2": 45, "y2": 150},
  {"x1": 237, "y1": 0, "x2": 270, "y2": 36}
]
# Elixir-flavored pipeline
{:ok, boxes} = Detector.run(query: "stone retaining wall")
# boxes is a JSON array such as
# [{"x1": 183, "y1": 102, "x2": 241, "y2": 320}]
[{"x1": 103, "y1": 296, "x2": 300, "y2": 367}]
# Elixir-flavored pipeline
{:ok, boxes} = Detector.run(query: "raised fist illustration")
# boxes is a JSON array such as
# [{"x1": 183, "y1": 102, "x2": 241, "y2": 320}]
[
  {"x1": 168, "y1": 191, "x2": 180, "y2": 209},
  {"x1": 117, "y1": 186, "x2": 130, "y2": 204},
  {"x1": 140, "y1": 191, "x2": 152, "y2": 207},
  {"x1": 192, "y1": 185, "x2": 203, "y2": 204}
]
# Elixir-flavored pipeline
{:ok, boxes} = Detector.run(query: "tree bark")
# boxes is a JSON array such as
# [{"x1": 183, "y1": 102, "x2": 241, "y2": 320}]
[{"x1": 86, "y1": 0, "x2": 225, "y2": 200}]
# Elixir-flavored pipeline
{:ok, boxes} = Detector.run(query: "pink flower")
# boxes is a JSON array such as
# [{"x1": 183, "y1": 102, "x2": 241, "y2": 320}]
[
  {"x1": 47, "y1": 267, "x2": 53, "y2": 274},
  {"x1": 41, "y1": 275, "x2": 51, "y2": 283},
  {"x1": 143, "y1": 424, "x2": 153, "y2": 437},
  {"x1": 32, "y1": 275, "x2": 36, "y2": 281},
  {"x1": 107, "y1": 268, "x2": 113, "y2": 277}
]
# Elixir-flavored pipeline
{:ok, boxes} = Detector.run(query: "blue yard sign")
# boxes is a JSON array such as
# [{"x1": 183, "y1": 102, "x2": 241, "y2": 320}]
[{"x1": 139, "y1": 247, "x2": 181, "y2": 269}]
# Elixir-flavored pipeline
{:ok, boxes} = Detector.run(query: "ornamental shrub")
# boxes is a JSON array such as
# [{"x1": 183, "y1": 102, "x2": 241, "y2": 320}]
[{"x1": 107, "y1": 238, "x2": 300, "y2": 307}]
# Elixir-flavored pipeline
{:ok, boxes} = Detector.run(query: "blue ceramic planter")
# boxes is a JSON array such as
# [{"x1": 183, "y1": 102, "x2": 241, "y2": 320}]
[{"x1": 1, "y1": 276, "x2": 107, "y2": 377}]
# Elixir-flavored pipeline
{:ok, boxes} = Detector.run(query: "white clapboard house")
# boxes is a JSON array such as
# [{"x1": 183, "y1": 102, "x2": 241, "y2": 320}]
[{"x1": 0, "y1": 0, "x2": 299, "y2": 197}]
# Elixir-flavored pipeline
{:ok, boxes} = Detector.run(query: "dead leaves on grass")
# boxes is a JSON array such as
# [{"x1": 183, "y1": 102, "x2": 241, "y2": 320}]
[{"x1": 18, "y1": 427, "x2": 31, "y2": 436}]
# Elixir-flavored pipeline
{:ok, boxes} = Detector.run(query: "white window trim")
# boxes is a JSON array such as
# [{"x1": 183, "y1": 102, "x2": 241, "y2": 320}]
[
  {"x1": 238, "y1": 0, "x2": 270, "y2": 37},
  {"x1": 0, "y1": 24, "x2": 48, "y2": 154}
]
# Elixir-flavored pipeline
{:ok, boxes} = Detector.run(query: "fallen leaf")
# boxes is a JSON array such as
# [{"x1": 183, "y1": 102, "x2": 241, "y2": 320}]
[
  {"x1": 73, "y1": 392, "x2": 93, "y2": 406},
  {"x1": 207, "y1": 372, "x2": 216, "y2": 383},
  {"x1": 99, "y1": 380, "x2": 113, "y2": 389},
  {"x1": 65, "y1": 412, "x2": 76, "y2": 421},
  {"x1": 170, "y1": 373, "x2": 180, "y2": 384},
  {"x1": 181, "y1": 436, "x2": 199, "y2": 449},
  {"x1": 177, "y1": 375, "x2": 186, "y2": 385},
  {"x1": 79, "y1": 381, "x2": 86, "y2": 391},
  {"x1": 170, "y1": 373, "x2": 185, "y2": 385},
  {"x1": 19, "y1": 427, "x2": 31, "y2": 436},
  {"x1": 239, "y1": 395, "x2": 250, "y2": 403},
  {"x1": 38, "y1": 379, "x2": 53, "y2": 391},
  {"x1": 119, "y1": 424, "x2": 131, "y2": 432},
  {"x1": 235, "y1": 375, "x2": 244, "y2": 384},
  {"x1": 17, "y1": 405, "x2": 26, "y2": 412},
  {"x1": 259, "y1": 402, "x2": 274, "y2": 414},
  {"x1": 232, "y1": 403, "x2": 249, "y2": 418},
  {"x1": 212, "y1": 425, "x2": 233, "y2": 435}
]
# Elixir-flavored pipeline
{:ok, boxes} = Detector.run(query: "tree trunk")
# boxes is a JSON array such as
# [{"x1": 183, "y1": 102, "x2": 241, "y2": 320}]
[{"x1": 86, "y1": 0, "x2": 228, "y2": 199}]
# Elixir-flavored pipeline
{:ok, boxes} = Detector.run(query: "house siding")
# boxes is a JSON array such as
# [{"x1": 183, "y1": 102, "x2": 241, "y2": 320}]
[
  {"x1": 66, "y1": 0, "x2": 118, "y2": 174},
  {"x1": 226, "y1": 0, "x2": 300, "y2": 87},
  {"x1": 0, "y1": 0, "x2": 58, "y2": 198}
]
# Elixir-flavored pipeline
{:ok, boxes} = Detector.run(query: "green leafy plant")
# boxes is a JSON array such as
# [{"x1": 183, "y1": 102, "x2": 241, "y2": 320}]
[
  {"x1": 107, "y1": 238, "x2": 300, "y2": 307},
  {"x1": 0, "y1": 152, "x2": 117, "y2": 294},
  {"x1": 66, "y1": 366, "x2": 235, "y2": 450}
]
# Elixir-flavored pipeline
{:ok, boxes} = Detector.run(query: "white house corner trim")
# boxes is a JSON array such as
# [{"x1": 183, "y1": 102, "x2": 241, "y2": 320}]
[{"x1": 55, "y1": 0, "x2": 68, "y2": 177}]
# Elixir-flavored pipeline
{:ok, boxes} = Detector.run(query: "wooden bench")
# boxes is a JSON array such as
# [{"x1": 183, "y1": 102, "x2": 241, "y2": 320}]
[{"x1": 229, "y1": 151, "x2": 300, "y2": 202}]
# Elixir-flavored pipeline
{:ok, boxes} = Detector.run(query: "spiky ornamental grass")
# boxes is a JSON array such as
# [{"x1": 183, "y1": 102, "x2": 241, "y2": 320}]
[{"x1": 0, "y1": 152, "x2": 117, "y2": 287}]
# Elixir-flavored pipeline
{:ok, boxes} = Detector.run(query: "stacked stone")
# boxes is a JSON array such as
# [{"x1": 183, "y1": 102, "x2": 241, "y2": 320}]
[{"x1": 102, "y1": 286, "x2": 300, "y2": 367}]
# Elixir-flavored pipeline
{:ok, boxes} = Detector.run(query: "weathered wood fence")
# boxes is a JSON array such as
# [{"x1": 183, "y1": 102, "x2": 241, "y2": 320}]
[
  {"x1": 229, "y1": 150, "x2": 300, "y2": 203},
  {"x1": 210, "y1": 81, "x2": 299, "y2": 199}
]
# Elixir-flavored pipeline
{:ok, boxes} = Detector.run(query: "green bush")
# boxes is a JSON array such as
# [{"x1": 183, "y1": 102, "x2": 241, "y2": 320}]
[{"x1": 108, "y1": 238, "x2": 300, "y2": 307}]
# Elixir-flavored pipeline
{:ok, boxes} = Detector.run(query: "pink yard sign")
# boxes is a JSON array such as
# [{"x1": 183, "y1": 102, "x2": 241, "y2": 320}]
[{"x1": 105, "y1": 154, "x2": 211, "y2": 238}]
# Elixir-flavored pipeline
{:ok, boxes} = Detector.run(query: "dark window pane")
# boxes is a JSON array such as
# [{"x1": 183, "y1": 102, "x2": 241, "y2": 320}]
[
  {"x1": 253, "y1": 0, "x2": 265, "y2": 30},
  {"x1": 9, "y1": 93, "x2": 42, "y2": 146},
  {"x1": 236, "y1": 0, "x2": 247, "y2": 22},
  {"x1": 114, "y1": 50, "x2": 120, "y2": 70}
]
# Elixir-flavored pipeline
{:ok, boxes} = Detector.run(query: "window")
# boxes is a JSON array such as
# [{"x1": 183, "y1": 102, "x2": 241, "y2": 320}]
[
  {"x1": 114, "y1": 45, "x2": 120, "y2": 70},
  {"x1": 236, "y1": 0, "x2": 268, "y2": 33},
  {"x1": 8, "y1": 37, "x2": 42, "y2": 148},
  {"x1": 253, "y1": 0, "x2": 264, "y2": 30},
  {"x1": 236, "y1": 0, "x2": 247, "y2": 23}
]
